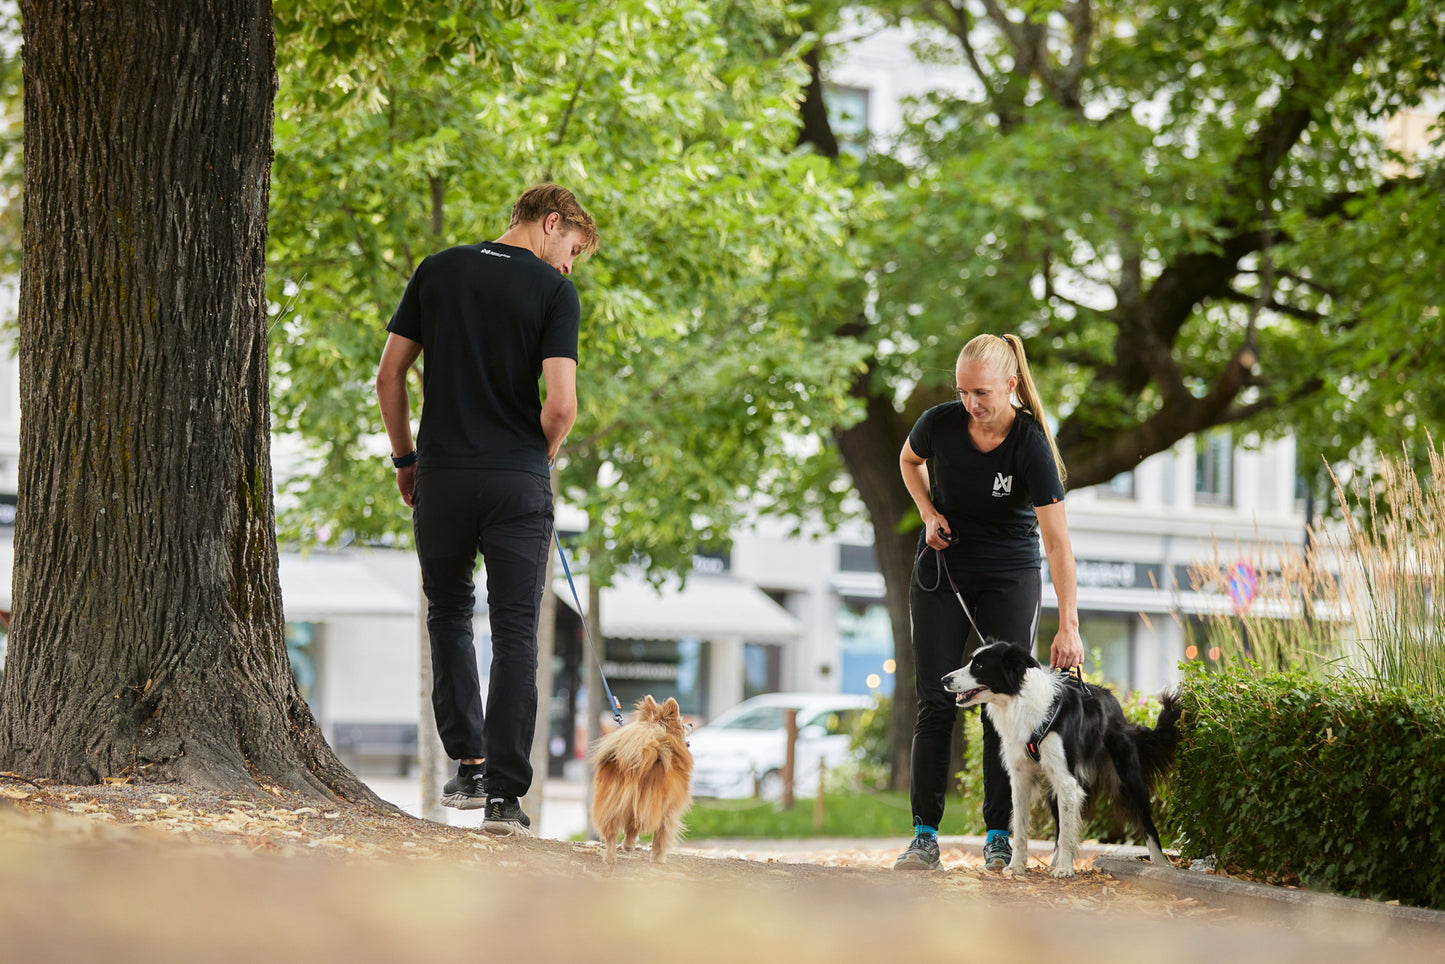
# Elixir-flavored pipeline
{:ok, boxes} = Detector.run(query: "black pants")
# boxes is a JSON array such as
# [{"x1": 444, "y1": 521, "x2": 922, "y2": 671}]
[
  {"x1": 909, "y1": 552, "x2": 1042, "y2": 832},
  {"x1": 413, "y1": 467, "x2": 554, "y2": 799}
]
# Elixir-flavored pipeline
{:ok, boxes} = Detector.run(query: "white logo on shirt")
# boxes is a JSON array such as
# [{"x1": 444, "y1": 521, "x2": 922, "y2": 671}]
[
  {"x1": 993, "y1": 473, "x2": 1013, "y2": 496},
  {"x1": 477, "y1": 247, "x2": 511, "y2": 259}
]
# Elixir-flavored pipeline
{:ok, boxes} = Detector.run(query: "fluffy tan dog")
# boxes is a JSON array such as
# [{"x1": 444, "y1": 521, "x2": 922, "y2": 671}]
[{"x1": 589, "y1": 695, "x2": 693, "y2": 864}]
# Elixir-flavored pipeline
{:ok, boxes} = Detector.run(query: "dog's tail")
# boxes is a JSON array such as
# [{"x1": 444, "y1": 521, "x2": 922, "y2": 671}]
[{"x1": 1134, "y1": 688, "x2": 1182, "y2": 785}]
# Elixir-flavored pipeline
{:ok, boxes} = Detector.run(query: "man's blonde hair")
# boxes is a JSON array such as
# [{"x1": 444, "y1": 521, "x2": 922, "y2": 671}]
[{"x1": 510, "y1": 183, "x2": 599, "y2": 257}]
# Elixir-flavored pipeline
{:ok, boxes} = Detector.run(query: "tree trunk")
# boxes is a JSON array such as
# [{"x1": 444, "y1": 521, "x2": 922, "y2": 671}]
[
  {"x1": 519, "y1": 467, "x2": 561, "y2": 827},
  {"x1": 834, "y1": 389, "x2": 920, "y2": 792},
  {"x1": 0, "y1": 0, "x2": 384, "y2": 806}
]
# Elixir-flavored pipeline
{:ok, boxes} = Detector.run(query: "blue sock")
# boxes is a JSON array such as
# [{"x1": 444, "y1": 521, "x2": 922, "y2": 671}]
[
  {"x1": 914, "y1": 823, "x2": 938, "y2": 838},
  {"x1": 986, "y1": 829, "x2": 1009, "y2": 844}
]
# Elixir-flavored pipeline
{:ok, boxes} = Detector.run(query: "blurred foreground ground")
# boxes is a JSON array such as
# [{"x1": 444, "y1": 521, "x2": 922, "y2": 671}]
[{"x1": 1, "y1": 778, "x2": 1439, "y2": 963}]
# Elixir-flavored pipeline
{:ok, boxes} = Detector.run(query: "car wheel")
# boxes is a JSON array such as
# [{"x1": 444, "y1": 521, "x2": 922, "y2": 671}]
[{"x1": 755, "y1": 769, "x2": 783, "y2": 801}]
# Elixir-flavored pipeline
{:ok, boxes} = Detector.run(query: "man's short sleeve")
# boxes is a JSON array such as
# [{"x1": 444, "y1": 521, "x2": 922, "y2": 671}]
[
  {"x1": 540, "y1": 279, "x2": 581, "y2": 361},
  {"x1": 908, "y1": 407, "x2": 938, "y2": 460},
  {"x1": 386, "y1": 257, "x2": 428, "y2": 342}
]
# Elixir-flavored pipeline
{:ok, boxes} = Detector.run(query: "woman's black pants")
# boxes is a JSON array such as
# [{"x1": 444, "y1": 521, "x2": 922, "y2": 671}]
[{"x1": 908, "y1": 555, "x2": 1042, "y2": 832}]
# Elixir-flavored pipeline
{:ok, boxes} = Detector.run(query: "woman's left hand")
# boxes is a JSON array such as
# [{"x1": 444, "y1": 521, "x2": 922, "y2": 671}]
[{"x1": 1050, "y1": 623, "x2": 1084, "y2": 670}]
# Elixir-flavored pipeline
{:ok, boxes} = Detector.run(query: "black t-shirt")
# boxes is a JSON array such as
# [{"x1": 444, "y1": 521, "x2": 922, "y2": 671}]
[
  {"x1": 386, "y1": 242, "x2": 580, "y2": 477},
  {"x1": 908, "y1": 403, "x2": 1066, "y2": 571}
]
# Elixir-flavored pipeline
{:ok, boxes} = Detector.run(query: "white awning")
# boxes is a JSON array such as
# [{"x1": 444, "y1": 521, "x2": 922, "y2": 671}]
[
  {"x1": 0, "y1": 544, "x2": 415, "y2": 621},
  {"x1": 554, "y1": 573, "x2": 801, "y2": 644},
  {"x1": 278, "y1": 552, "x2": 416, "y2": 621}
]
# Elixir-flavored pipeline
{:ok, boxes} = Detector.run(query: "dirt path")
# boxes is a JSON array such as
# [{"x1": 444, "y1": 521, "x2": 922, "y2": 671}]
[{"x1": 0, "y1": 780, "x2": 1435, "y2": 962}]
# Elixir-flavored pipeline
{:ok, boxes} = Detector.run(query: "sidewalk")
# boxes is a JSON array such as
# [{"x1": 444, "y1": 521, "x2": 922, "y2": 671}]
[
  {"x1": 363, "y1": 774, "x2": 590, "y2": 840},
  {"x1": 362, "y1": 774, "x2": 1445, "y2": 939}
]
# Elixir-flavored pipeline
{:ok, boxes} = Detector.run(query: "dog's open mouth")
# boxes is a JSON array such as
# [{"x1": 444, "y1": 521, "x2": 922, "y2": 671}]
[{"x1": 953, "y1": 686, "x2": 987, "y2": 705}]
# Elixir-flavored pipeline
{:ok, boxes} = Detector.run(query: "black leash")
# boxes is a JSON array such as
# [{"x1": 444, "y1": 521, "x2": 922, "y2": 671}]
[
  {"x1": 914, "y1": 545, "x2": 987, "y2": 643},
  {"x1": 916, "y1": 545, "x2": 1088, "y2": 762}
]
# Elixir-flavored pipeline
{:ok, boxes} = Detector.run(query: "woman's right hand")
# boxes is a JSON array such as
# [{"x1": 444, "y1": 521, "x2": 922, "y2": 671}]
[{"x1": 923, "y1": 512, "x2": 953, "y2": 550}]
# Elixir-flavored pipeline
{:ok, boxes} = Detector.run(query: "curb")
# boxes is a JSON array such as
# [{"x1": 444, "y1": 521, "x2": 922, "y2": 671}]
[{"x1": 1095, "y1": 855, "x2": 1445, "y2": 939}]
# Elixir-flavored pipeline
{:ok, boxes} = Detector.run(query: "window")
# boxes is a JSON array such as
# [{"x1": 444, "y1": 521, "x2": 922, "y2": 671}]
[
  {"x1": 1099, "y1": 470, "x2": 1135, "y2": 499},
  {"x1": 837, "y1": 543, "x2": 878, "y2": 573},
  {"x1": 286, "y1": 621, "x2": 319, "y2": 705},
  {"x1": 1034, "y1": 614, "x2": 1133, "y2": 691},
  {"x1": 742, "y1": 642, "x2": 781, "y2": 701},
  {"x1": 804, "y1": 708, "x2": 863, "y2": 736},
  {"x1": 823, "y1": 85, "x2": 870, "y2": 159},
  {"x1": 1194, "y1": 432, "x2": 1234, "y2": 505},
  {"x1": 837, "y1": 598, "x2": 895, "y2": 695}
]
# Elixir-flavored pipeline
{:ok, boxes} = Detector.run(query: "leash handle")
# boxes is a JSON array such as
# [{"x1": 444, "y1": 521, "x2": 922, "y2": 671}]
[{"x1": 554, "y1": 531, "x2": 625, "y2": 728}]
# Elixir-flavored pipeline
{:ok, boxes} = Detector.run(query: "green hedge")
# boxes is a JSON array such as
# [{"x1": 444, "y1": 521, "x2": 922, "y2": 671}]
[{"x1": 1170, "y1": 668, "x2": 1445, "y2": 909}]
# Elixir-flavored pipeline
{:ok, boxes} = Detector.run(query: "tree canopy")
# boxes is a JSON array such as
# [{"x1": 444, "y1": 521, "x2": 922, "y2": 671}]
[
  {"x1": 268, "y1": 0, "x2": 868, "y2": 579},
  {"x1": 788, "y1": 0, "x2": 1445, "y2": 784}
]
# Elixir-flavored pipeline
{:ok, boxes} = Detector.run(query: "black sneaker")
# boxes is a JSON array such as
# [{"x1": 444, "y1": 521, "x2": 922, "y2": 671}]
[
  {"x1": 893, "y1": 832, "x2": 942, "y2": 871},
  {"x1": 983, "y1": 833, "x2": 1012, "y2": 870},
  {"x1": 482, "y1": 796, "x2": 533, "y2": 837},
  {"x1": 440, "y1": 764, "x2": 486, "y2": 810}
]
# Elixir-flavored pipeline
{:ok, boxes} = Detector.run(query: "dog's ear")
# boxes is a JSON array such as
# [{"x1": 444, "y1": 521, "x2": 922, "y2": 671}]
[
  {"x1": 637, "y1": 695, "x2": 659, "y2": 717},
  {"x1": 999, "y1": 645, "x2": 1036, "y2": 691},
  {"x1": 662, "y1": 697, "x2": 680, "y2": 721}
]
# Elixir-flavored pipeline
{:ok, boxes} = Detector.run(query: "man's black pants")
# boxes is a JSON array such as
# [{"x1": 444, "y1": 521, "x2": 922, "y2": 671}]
[
  {"x1": 413, "y1": 467, "x2": 553, "y2": 799},
  {"x1": 908, "y1": 554, "x2": 1042, "y2": 832}
]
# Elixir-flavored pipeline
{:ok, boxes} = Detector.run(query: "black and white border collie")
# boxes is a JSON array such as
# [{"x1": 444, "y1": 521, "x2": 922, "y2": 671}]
[{"x1": 943, "y1": 641, "x2": 1181, "y2": 878}]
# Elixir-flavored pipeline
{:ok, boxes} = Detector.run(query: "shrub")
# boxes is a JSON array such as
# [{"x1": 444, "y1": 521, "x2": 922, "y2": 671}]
[{"x1": 1169, "y1": 667, "x2": 1445, "y2": 909}]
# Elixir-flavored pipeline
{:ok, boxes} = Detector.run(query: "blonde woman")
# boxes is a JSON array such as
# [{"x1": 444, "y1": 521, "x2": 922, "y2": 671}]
[{"x1": 894, "y1": 333, "x2": 1083, "y2": 871}]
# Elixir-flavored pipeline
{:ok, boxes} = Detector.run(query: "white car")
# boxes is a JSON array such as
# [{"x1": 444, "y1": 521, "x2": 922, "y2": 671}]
[{"x1": 688, "y1": 692, "x2": 876, "y2": 800}]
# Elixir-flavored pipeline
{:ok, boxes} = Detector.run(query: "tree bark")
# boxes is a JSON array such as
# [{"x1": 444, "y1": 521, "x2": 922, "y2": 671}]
[
  {"x1": 833, "y1": 370, "x2": 922, "y2": 792},
  {"x1": 0, "y1": 0, "x2": 385, "y2": 806}
]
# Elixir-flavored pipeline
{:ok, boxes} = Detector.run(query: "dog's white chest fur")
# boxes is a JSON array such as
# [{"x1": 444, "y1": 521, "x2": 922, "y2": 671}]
[{"x1": 985, "y1": 668, "x2": 1062, "y2": 766}]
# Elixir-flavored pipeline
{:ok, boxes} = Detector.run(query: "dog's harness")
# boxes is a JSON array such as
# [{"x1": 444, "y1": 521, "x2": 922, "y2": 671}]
[
  {"x1": 1026, "y1": 668, "x2": 1088, "y2": 763},
  {"x1": 918, "y1": 545, "x2": 1087, "y2": 762}
]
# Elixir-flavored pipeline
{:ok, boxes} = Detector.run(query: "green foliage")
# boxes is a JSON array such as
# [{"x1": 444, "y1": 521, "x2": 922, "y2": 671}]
[
  {"x1": 802, "y1": 0, "x2": 1445, "y2": 493},
  {"x1": 266, "y1": 0, "x2": 867, "y2": 580},
  {"x1": 1169, "y1": 668, "x2": 1445, "y2": 909}
]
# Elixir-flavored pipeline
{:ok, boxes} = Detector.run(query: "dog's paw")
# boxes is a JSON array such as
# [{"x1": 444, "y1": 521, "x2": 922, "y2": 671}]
[
  {"x1": 1050, "y1": 866, "x2": 1076, "y2": 879},
  {"x1": 1002, "y1": 862, "x2": 1027, "y2": 879}
]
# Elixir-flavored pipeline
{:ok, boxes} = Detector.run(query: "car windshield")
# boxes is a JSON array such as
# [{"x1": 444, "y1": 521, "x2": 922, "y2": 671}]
[{"x1": 717, "y1": 706, "x2": 789, "y2": 730}]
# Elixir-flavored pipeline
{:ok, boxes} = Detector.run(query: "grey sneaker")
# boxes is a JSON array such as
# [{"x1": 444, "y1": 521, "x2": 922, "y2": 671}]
[
  {"x1": 482, "y1": 796, "x2": 533, "y2": 837},
  {"x1": 983, "y1": 833, "x2": 1012, "y2": 870},
  {"x1": 440, "y1": 765, "x2": 486, "y2": 810},
  {"x1": 893, "y1": 833, "x2": 942, "y2": 871}
]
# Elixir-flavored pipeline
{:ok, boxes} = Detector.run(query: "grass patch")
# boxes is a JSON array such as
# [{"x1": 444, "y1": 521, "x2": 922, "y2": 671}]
[{"x1": 685, "y1": 789, "x2": 987, "y2": 839}]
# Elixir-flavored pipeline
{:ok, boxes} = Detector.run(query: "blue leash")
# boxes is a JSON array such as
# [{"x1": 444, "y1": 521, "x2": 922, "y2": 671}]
[{"x1": 554, "y1": 530, "x2": 625, "y2": 728}]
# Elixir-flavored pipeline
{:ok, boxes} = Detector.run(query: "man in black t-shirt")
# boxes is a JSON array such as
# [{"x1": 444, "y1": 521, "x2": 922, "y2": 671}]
[{"x1": 376, "y1": 183, "x2": 598, "y2": 836}]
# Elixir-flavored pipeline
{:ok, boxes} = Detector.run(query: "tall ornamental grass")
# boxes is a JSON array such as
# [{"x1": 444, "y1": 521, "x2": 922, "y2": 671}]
[{"x1": 1193, "y1": 442, "x2": 1445, "y2": 699}]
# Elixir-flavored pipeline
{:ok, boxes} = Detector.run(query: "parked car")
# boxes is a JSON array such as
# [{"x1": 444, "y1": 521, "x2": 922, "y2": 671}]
[{"x1": 688, "y1": 692, "x2": 876, "y2": 800}]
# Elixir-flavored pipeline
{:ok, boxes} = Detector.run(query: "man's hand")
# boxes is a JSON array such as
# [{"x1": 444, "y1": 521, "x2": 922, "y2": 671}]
[{"x1": 396, "y1": 465, "x2": 417, "y2": 507}]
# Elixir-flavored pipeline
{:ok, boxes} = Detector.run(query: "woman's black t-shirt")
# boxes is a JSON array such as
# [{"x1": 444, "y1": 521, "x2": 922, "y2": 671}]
[{"x1": 908, "y1": 403, "x2": 1065, "y2": 571}]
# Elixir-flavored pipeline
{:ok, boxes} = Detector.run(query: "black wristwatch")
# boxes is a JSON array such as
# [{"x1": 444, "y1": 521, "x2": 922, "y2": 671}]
[{"x1": 391, "y1": 450, "x2": 418, "y2": 469}]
